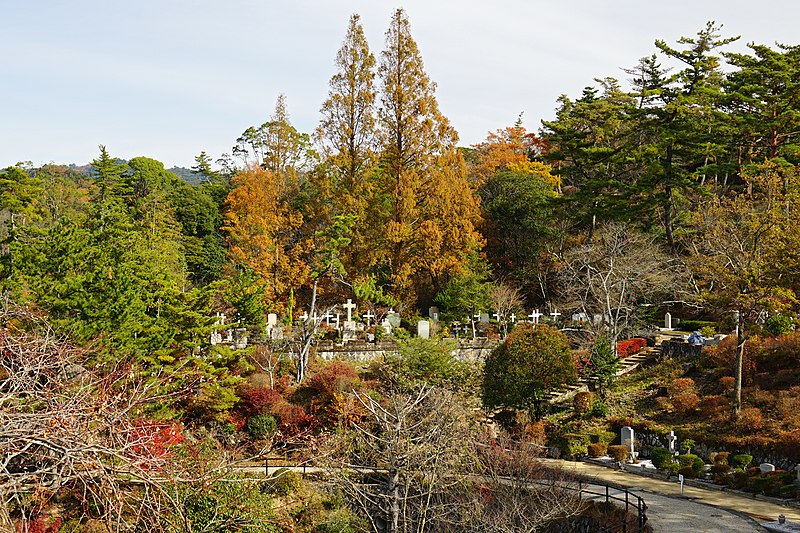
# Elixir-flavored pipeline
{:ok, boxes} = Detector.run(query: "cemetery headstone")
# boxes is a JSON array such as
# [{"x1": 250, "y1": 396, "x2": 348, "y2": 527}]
[
  {"x1": 428, "y1": 306, "x2": 439, "y2": 322},
  {"x1": 549, "y1": 309, "x2": 561, "y2": 321},
  {"x1": 381, "y1": 318, "x2": 393, "y2": 336},
  {"x1": 621, "y1": 426, "x2": 635, "y2": 459},
  {"x1": 342, "y1": 321, "x2": 357, "y2": 342},
  {"x1": 417, "y1": 320, "x2": 430, "y2": 339},
  {"x1": 386, "y1": 309, "x2": 401, "y2": 329},
  {"x1": 480, "y1": 313, "x2": 490, "y2": 324},
  {"x1": 362, "y1": 310, "x2": 375, "y2": 326},
  {"x1": 666, "y1": 431, "x2": 677, "y2": 454},
  {"x1": 270, "y1": 326, "x2": 284, "y2": 340},
  {"x1": 529, "y1": 309, "x2": 543, "y2": 324},
  {"x1": 210, "y1": 330, "x2": 223, "y2": 345},
  {"x1": 664, "y1": 312, "x2": 672, "y2": 330},
  {"x1": 267, "y1": 313, "x2": 278, "y2": 328}
]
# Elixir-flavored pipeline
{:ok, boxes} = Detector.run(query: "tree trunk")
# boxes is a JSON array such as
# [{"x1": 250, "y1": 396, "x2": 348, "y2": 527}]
[
  {"x1": 388, "y1": 467, "x2": 400, "y2": 533},
  {"x1": 733, "y1": 311, "x2": 746, "y2": 415}
]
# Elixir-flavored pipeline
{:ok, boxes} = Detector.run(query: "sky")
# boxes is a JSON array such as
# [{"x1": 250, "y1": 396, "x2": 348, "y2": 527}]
[{"x1": 2, "y1": 1, "x2": 799, "y2": 169}]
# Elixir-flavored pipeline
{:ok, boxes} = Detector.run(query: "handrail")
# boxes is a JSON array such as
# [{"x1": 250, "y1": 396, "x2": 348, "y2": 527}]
[{"x1": 260, "y1": 457, "x2": 648, "y2": 532}]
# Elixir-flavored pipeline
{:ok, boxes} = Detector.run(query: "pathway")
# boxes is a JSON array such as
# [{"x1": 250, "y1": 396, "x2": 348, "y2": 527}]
[{"x1": 545, "y1": 459, "x2": 799, "y2": 532}]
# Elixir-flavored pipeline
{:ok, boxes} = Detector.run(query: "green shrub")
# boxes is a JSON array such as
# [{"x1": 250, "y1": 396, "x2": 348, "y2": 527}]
[
  {"x1": 731, "y1": 454, "x2": 753, "y2": 470},
  {"x1": 678, "y1": 454, "x2": 705, "y2": 476},
  {"x1": 269, "y1": 468, "x2": 303, "y2": 496},
  {"x1": 607, "y1": 445, "x2": 629, "y2": 462},
  {"x1": 679, "y1": 439, "x2": 695, "y2": 454},
  {"x1": 765, "y1": 314, "x2": 794, "y2": 336},
  {"x1": 650, "y1": 447, "x2": 674, "y2": 470},
  {"x1": 589, "y1": 399, "x2": 609, "y2": 418},
  {"x1": 587, "y1": 443, "x2": 607, "y2": 458},
  {"x1": 699, "y1": 325, "x2": 716, "y2": 338},
  {"x1": 679, "y1": 320, "x2": 716, "y2": 332},
  {"x1": 588, "y1": 430, "x2": 616, "y2": 445},
  {"x1": 247, "y1": 414, "x2": 277, "y2": 439}
]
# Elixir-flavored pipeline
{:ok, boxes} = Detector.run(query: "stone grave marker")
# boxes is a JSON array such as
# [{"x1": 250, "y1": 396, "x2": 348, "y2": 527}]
[
  {"x1": 480, "y1": 313, "x2": 490, "y2": 324},
  {"x1": 666, "y1": 431, "x2": 677, "y2": 454},
  {"x1": 529, "y1": 309, "x2": 542, "y2": 324},
  {"x1": 267, "y1": 313, "x2": 278, "y2": 328},
  {"x1": 621, "y1": 426, "x2": 635, "y2": 459},
  {"x1": 664, "y1": 312, "x2": 672, "y2": 330},
  {"x1": 417, "y1": 320, "x2": 430, "y2": 339},
  {"x1": 760, "y1": 463, "x2": 775, "y2": 474},
  {"x1": 386, "y1": 309, "x2": 401, "y2": 329},
  {"x1": 429, "y1": 306, "x2": 439, "y2": 322}
]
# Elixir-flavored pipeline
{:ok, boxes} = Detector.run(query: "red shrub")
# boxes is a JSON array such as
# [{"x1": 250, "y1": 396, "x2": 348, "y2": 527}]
[
  {"x1": 239, "y1": 387, "x2": 283, "y2": 417},
  {"x1": 702, "y1": 335, "x2": 759, "y2": 383},
  {"x1": 719, "y1": 376, "x2": 735, "y2": 393},
  {"x1": 273, "y1": 402, "x2": 317, "y2": 437},
  {"x1": 735, "y1": 407, "x2": 764, "y2": 432},
  {"x1": 699, "y1": 395, "x2": 729, "y2": 419},
  {"x1": 616, "y1": 338, "x2": 647, "y2": 358},
  {"x1": 131, "y1": 420, "x2": 184, "y2": 459},
  {"x1": 672, "y1": 392, "x2": 700, "y2": 414},
  {"x1": 668, "y1": 378, "x2": 696, "y2": 397}
]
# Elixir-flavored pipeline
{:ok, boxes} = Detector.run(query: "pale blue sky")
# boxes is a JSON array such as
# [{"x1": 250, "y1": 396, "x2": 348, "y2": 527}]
[{"x1": 2, "y1": 1, "x2": 798, "y2": 168}]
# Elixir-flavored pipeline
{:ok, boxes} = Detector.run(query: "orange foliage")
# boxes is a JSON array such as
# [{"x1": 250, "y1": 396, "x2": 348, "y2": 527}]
[
  {"x1": 735, "y1": 407, "x2": 764, "y2": 432},
  {"x1": 668, "y1": 378, "x2": 696, "y2": 397},
  {"x1": 616, "y1": 338, "x2": 647, "y2": 358},
  {"x1": 470, "y1": 124, "x2": 553, "y2": 185},
  {"x1": 223, "y1": 166, "x2": 310, "y2": 311},
  {"x1": 672, "y1": 393, "x2": 700, "y2": 414}
]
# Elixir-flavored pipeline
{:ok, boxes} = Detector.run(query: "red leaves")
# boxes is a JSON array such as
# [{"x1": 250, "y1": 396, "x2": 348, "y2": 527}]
[{"x1": 615, "y1": 337, "x2": 646, "y2": 358}]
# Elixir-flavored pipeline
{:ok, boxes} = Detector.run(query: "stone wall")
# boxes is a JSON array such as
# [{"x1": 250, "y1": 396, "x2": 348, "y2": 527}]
[{"x1": 313, "y1": 338, "x2": 499, "y2": 362}]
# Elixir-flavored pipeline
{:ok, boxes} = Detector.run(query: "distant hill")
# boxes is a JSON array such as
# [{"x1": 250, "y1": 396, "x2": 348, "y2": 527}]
[{"x1": 63, "y1": 162, "x2": 204, "y2": 186}]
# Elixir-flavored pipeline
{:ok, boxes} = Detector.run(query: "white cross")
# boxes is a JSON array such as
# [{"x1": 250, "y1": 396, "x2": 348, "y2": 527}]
[
  {"x1": 550, "y1": 309, "x2": 561, "y2": 321},
  {"x1": 510, "y1": 313, "x2": 517, "y2": 323},
  {"x1": 300, "y1": 311, "x2": 309, "y2": 322},
  {"x1": 493, "y1": 311, "x2": 502, "y2": 321},
  {"x1": 334, "y1": 312, "x2": 341, "y2": 328},
  {"x1": 362, "y1": 310, "x2": 375, "y2": 325},
  {"x1": 322, "y1": 311, "x2": 334, "y2": 324},
  {"x1": 473, "y1": 312, "x2": 481, "y2": 321},
  {"x1": 343, "y1": 299, "x2": 357, "y2": 322},
  {"x1": 528, "y1": 309, "x2": 542, "y2": 324}
]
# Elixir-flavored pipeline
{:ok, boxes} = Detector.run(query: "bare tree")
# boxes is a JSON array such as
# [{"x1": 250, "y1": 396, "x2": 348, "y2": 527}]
[
  {"x1": 555, "y1": 223, "x2": 687, "y2": 346},
  {"x1": 0, "y1": 304, "x2": 272, "y2": 532},
  {"x1": 317, "y1": 387, "x2": 583, "y2": 533},
  {"x1": 489, "y1": 281, "x2": 523, "y2": 337}
]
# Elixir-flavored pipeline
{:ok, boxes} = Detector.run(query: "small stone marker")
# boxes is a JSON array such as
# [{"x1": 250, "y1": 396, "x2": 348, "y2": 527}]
[
  {"x1": 510, "y1": 313, "x2": 517, "y2": 323},
  {"x1": 760, "y1": 463, "x2": 775, "y2": 474},
  {"x1": 381, "y1": 317, "x2": 393, "y2": 336},
  {"x1": 666, "y1": 431, "x2": 677, "y2": 454},
  {"x1": 417, "y1": 320, "x2": 430, "y2": 339},
  {"x1": 664, "y1": 312, "x2": 672, "y2": 330},
  {"x1": 480, "y1": 313, "x2": 489, "y2": 324},
  {"x1": 621, "y1": 426, "x2": 635, "y2": 459},
  {"x1": 267, "y1": 313, "x2": 278, "y2": 328},
  {"x1": 428, "y1": 306, "x2": 439, "y2": 322},
  {"x1": 386, "y1": 309, "x2": 401, "y2": 328}
]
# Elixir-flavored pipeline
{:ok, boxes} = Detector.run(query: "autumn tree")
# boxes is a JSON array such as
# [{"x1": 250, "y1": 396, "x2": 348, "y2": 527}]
[
  {"x1": 376, "y1": 8, "x2": 483, "y2": 305},
  {"x1": 483, "y1": 323, "x2": 577, "y2": 420},
  {"x1": 223, "y1": 166, "x2": 308, "y2": 315},
  {"x1": 688, "y1": 163, "x2": 797, "y2": 413},
  {"x1": 315, "y1": 14, "x2": 380, "y2": 276}
]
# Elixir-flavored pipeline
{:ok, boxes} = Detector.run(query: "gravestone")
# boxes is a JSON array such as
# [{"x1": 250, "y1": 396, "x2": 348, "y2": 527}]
[
  {"x1": 664, "y1": 312, "x2": 672, "y2": 330},
  {"x1": 267, "y1": 313, "x2": 278, "y2": 328},
  {"x1": 342, "y1": 321, "x2": 357, "y2": 342},
  {"x1": 549, "y1": 309, "x2": 561, "y2": 321},
  {"x1": 417, "y1": 320, "x2": 430, "y2": 339},
  {"x1": 428, "y1": 306, "x2": 439, "y2": 322},
  {"x1": 621, "y1": 426, "x2": 635, "y2": 459},
  {"x1": 386, "y1": 309, "x2": 401, "y2": 329},
  {"x1": 270, "y1": 326, "x2": 283, "y2": 340},
  {"x1": 480, "y1": 313, "x2": 490, "y2": 324},
  {"x1": 380, "y1": 318, "x2": 393, "y2": 336},
  {"x1": 210, "y1": 330, "x2": 223, "y2": 345},
  {"x1": 666, "y1": 431, "x2": 677, "y2": 454},
  {"x1": 529, "y1": 310, "x2": 543, "y2": 324},
  {"x1": 760, "y1": 463, "x2": 776, "y2": 474}
]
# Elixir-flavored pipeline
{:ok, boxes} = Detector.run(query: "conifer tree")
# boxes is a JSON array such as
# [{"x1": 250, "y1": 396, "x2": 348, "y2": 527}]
[
  {"x1": 377, "y1": 8, "x2": 482, "y2": 305},
  {"x1": 316, "y1": 13, "x2": 380, "y2": 276}
]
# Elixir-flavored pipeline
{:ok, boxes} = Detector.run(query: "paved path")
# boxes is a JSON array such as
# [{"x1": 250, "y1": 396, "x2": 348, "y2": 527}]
[{"x1": 546, "y1": 459, "x2": 800, "y2": 532}]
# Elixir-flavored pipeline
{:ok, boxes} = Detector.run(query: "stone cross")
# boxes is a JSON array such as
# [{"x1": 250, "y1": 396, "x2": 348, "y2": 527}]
[
  {"x1": 300, "y1": 311, "x2": 309, "y2": 322},
  {"x1": 528, "y1": 309, "x2": 542, "y2": 324},
  {"x1": 362, "y1": 310, "x2": 375, "y2": 326},
  {"x1": 334, "y1": 312, "x2": 341, "y2": 329},
  {"x1": 493, "y1": 311, "x2": 502, "y2": 322},
  {"x1": 510, "y1": 313, "x2": 516, "y2": 323},
  {"x1": 322, "y1": 311, "x2": 334, "y2": 324},
  {"x1": 343, "y1": 299, "x2": 357, "y2": 322},
  {"x1": 550, "y1": 309, "x2": 561, "y2": 321},
  {"x1": 666, "y1": 431, "x2": 677, "y2": 454}
]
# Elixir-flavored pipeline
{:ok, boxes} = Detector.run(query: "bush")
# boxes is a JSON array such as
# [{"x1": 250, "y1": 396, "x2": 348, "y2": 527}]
[
  {"x1": 678, "y1": 454, "x2": 704, "y2": 477},
  {"x1": 573, "y1": 391, "x2": 595, "y2": 415},
  {"x1": 765, "y1": 314, "x2": 794, "y2": 336},
  {"x1": 589, "y1": 399, "x2": 609, "y2": 418},
  {"x1": 699, "y1": 325, "x2": 716, "y2": 338},
  {"x1": 735, "y1": 407, "x2": 764, "y2": 432},
  {"x1": 731, "y1": 454, "x2": 753, "y2": 470},
  {"x1": 650, "y1": 447, "x2": 674, "y2": 470},
  {"x1": 679, "y1": 320, "x2": 716, "y2": 332},
  {"x1": 712, "y1": 451, "x2": 730, "y2": 465},
  {"x1": 719, "y1": 376, "x2": 735, "y2": 393},
  {"x1": 246, "y1": 414, "x2": 277, "y2": 440},
  {"x1": 607, "y1": 445, "x2": 629, "y2": 462},
  {"x1": 268, "y1": 468, "x2": 303, "y2": 496},
  {"x1": 587, "y1": 443, "x2": 607, "y2": 458},
  {"x1": 672, "y1": 393, "x2": 700, "y2": 414},
  {"x1": 679, "y1": 439, "x2": 695, "y2": 454},
  {"x1": 668, "y1": 378, "x2": 696, "y2": 397},
  {"x1": 616, "y1": 338, "x2": 647, "y2": 358}
]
